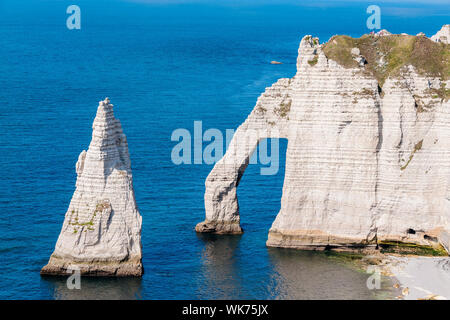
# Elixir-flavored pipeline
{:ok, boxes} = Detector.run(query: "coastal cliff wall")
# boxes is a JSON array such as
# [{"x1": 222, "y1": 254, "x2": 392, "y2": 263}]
[
  {"x1": 197, "y1": 25, "x2": 450, "y2": 253},
  {"x1": 41, "y1": 98, "x2": 143, "y2": 276}
]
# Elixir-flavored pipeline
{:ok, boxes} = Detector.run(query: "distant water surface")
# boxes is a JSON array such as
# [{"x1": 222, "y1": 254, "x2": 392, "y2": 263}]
[{"x1": 0, "y1": 0, "x2": 448, "y2": 299}]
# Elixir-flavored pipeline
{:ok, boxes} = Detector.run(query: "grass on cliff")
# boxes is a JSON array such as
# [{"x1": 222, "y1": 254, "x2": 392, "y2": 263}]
[
  {"x1": 400, "y1": 139, "x2": 423, "y2": 171},
  {"x1": 322, "y1": 34, "x2": 450, "y2": 87},
  {"x1": 378, "y1": 241, "x2": 448, "y2": 256},
  {"x1": 308, "y1": 54, "x2": 318, "y2": 66}
]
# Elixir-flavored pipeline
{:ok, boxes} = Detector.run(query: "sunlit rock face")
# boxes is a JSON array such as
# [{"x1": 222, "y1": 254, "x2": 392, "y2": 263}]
[
  {"x1": 431, "y1": 24, "x2": 449, "y2": 44},
  {"x1": 197, "y1": 26, "x2": 450, "y2": 254},
  {"x1": 41, "y1": 98, "x2": 143, "y2": 276}
]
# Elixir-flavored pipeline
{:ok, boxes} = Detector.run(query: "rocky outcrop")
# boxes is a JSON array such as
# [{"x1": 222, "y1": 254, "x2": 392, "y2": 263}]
[
  {"x1": 196, "y1": 77, "x2": 291, "y2": 234},
  {"x1": 197, "y1": 27, "x2": 450, "y2": 254},
  {"x1": 431, "y1": 24, "x2": 449, "y2": 44},
  {"x1": 376, "y1": 29, "x2": 392, "y2": 36},
  {"x1": 41, "y1": 98, "x2": 143, "y2": 276}
]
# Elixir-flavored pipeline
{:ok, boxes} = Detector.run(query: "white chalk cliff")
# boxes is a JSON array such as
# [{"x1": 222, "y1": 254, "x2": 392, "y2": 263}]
[
  {"x1": 41, "y1": 98, "x2": 143, "y2": 276},
  {"x1": 431, "y1": 24, "x2": 449, "y2": 44},
  {"x1": 197, "y1": 27, "x2": 450, "y2": 254}
]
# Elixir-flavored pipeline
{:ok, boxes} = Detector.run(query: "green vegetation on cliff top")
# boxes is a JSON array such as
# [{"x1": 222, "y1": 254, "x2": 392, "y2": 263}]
[
  {"x1": 322, "y1": 34, "x2": 450, "y2": 87},
  {"x1": 379, "y1": 241, "x2": 448, "y2": 256}
]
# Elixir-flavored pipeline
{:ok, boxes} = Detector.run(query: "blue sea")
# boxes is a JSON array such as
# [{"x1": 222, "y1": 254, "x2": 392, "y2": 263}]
[{"x1": 0, "y1": 0, "x2": 448, "y2": 299}]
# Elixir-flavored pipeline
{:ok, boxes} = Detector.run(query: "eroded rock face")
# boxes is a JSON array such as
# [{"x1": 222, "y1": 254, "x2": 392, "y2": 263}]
[
  {"x1": 431, "y1": 24, "x2": 449, "y2": 44},
  {"x1": 197, "y1": 27, "x2": 450, "y2": 253},
  {"x1": 196, "y1": 77, "x2": 291, "y2": 234},
  {"x1": 41, "y1": 98, "x2": 143, "y2": 276}
]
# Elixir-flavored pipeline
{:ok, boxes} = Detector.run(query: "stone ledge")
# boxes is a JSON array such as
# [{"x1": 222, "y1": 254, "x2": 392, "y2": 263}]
[
  {"x1": 195, "y1": 220, "x2": 243, "y2": 234},
  {"x1": 267, "y1": 230, "x2": 449, "y2": 255},
  {"x1": 40, "y1": 255, "x2": 143, "y2": 277}
]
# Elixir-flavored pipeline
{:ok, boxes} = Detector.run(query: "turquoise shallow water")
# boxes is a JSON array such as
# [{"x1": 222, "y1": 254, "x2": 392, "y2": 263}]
[{"x1": 0, "y1": 0, "x2": 448, "y2": 299}]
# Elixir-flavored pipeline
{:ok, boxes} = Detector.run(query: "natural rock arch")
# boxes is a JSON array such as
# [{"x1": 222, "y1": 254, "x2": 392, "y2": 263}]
[
  {"x1": 196, "y1": 77, "x2": 291, "y2": 234},
  {"x1": 196, "y1": 31, "x2": 450, "y2": 254}
]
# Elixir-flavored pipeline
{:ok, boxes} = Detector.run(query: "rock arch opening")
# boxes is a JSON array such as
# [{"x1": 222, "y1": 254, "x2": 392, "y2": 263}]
[{"x1": 236, "y1": 138, "x2": 288, "y2": 233}]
